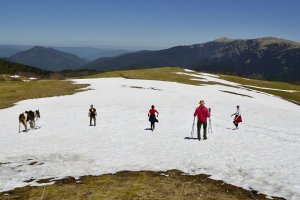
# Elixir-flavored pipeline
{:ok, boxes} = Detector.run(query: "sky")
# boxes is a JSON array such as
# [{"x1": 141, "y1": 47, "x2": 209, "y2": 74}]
[{"x1": 0, "y1": 0, "x2": 300, "y2": 50}]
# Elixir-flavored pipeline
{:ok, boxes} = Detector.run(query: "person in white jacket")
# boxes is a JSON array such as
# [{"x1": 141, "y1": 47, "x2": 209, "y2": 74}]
[{"x1": 231, "y1": 105, "x2": 242, "y2": 129}]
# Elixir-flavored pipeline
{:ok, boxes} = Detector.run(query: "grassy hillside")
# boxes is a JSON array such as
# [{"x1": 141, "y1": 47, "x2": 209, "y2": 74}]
[
  {"x1": 0, "y1": 80, "x2": 88, "y2": 109},
  {"x1": 85, "y1": 67, "x2": 220, "y2": 85},
  {"x1": 0, "y1": 59, "x2": 91, "y2": 109},
  {"x1": 0, "y1": 170, "x2": 284, "y2": 200},
  {"x1": 85, "y1": 67, "x2": 300, "y2": 105},
  {"x1": 221, "y1": 74, "x2": 300, "y2": 105}
]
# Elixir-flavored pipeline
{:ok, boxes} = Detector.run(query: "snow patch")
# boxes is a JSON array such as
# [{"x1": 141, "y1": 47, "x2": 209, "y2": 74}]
[
  {"x1": 0, "y1": 78, "x2": 299, "y2": 199},
  {"x1": 183, "y1": 69, "x2": 196, "y2": 73},
  {"x1": 198, "y1": 72, "x2": 220, "y2": 78},
  {"x1": 176, "y1": 72, "x2": 239, "y2": 86}
]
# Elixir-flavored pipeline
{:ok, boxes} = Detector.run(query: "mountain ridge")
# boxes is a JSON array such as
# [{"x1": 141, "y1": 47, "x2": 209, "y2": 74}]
[
  {"x1": 84, "y1": 37, "x2": 300, "y2": 82},
  {"x1": 0, "y1": 45, "x2": 130, "y2": 61},
  {"x1": 9, "y1": 46, "x2": 88, "y2": 71}
]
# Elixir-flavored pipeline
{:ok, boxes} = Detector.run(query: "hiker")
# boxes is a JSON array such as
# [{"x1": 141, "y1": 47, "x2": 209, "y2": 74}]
[
  {"x1": 231, "y1": 105, "x2": 242, "y2": 129},
  {"x1": 193, "y1": 100, "x2": 210, "y2": 140},
  {"x1": 148, "y1": 105, "x2": 159, "y2": 131},
  {"x1": 88, "y1": 105, "x2": 97, "y2": 126}
]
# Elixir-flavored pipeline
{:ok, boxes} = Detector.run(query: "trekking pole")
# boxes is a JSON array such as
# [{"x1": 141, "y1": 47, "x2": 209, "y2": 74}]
[
  {"x1": 208, "y1": 108, "x2": 212, "y2": 133},
  {"x1": 209, "y1": 118, "x2": 212, "y2": 133},
  {"x1": 191, "y1": 117, "x2": 195, "y2": 138}
]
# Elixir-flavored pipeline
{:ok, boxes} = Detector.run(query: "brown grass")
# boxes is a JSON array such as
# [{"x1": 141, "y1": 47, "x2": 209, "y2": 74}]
[
  {"x1": 220, "y1": 90, "x2": 253, "y2": 98},
  {"x1": 0, "y1": 79, "x2": 89, "y2": 109},
  {"x1": 0, "y1": 170, "x2": 284, "y2": 200},
  {"x1": 84, "y1": 67, "x2": 221, "y2": 86},
  {"x1": 86, "y1": 67, "x2": 300, "y2": 105},
  {"x1": 221, "y1": 74, "x2": 300, "y2": 105}
]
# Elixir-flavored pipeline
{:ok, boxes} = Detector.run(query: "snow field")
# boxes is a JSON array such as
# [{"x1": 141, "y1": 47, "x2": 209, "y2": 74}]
[{"x1": 0, "y1": 75, "x2": 299, "y2": 199}]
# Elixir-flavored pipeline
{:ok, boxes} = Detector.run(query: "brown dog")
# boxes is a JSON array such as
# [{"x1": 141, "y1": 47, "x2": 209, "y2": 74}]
[
  {"x1": 35, "y1": 110, "x2": 40, "y2": 121},
  {"x1": 19, "y1": 113, "x2": 27, "y2": 133},
  {"x1": 18, "y1": 110, "x2": 41, "y2": 133}
]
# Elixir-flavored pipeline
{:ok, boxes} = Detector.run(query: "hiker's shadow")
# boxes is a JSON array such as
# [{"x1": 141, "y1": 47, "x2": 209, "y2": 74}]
[
  {"x1": 144, "y1": 128, "x2": 152, "y2": 131},
  {"x1": 184, "y1": 137, "x2": 198, "y2": 140},
  {"x1": 20, "y1": 126, "x2": 41, "y2": 133}
]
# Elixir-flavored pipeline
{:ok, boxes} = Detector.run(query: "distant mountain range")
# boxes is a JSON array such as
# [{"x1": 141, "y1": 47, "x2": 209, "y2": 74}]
[
  {"x1": 0, "y1": 45, "x2": 32, "y2": 58},
  {"x1": 84, "y1": 37, "x2": 300, "y2": 82},
  {"x1": 0, "y1": 45, "x2": 130, "y2": 61},
  {"x1": 53, "y1": 47, "x2": 130, "y2": 61},
  {"x1": 2, "y1": 37, "x2": 300, "y2": 82},
  {"x1": 8, "y1": 46, "x2": 88, "y2": 71}
]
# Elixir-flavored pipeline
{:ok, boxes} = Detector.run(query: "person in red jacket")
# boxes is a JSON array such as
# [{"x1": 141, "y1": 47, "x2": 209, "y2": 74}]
[
  {"x1": 231, "y1": 105, "x2": 242, "y2": 129},
  {"x1": 194, "y1": 100, "x2": 210, "y2": 140},
  {"x1": 148, "y1": 105, "x2": 159, "y2": 131}
]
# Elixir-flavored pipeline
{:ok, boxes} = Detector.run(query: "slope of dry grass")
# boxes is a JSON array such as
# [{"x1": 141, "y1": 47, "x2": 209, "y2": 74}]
[
  {"x1": 221, "y1": 74, "x2": 300, "y2": 105},
  {"x1": 0, "y1": 170, "x2": 284, "y2": 200},
  {"x1": 0, "y1": 79, "x2": 88, "y2": 109},
  {"x1": 85, "y1": 67, "x2": 300, "y2": 105},
  {"x1": 84, "y1": 67, "x2": 220, "y2": 86}
]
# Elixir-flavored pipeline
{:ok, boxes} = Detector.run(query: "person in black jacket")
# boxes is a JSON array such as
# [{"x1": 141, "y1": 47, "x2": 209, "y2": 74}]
[{"x1": 88, "y1": 105, "x2": 97, "y2": 126}]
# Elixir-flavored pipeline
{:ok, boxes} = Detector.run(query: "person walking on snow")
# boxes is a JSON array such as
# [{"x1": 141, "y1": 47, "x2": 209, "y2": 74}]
[
  {"x1": 194, "y1": 100, "x2": 210, "y2": 140},
  {"x1": 231, "y1": 105, "x2": 242, "y2": 129},
  {"x1": 88, "y1": 105, "x2": 97, "y2": 126},
  {"x1": 148, "y1": 105, "x2": 159, "y2": 131}
]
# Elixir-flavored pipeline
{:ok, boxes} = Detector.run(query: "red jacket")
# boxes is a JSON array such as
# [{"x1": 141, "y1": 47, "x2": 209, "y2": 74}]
[
  {"x1": 149, "y1": 109, "x2": 158, "y2": 115},
  {"x1": 194, "y1": 106, "x2": 210, "y2": 122},
  {"x1": 234, "y1": 115, "x2": 242, "y2": 123}
]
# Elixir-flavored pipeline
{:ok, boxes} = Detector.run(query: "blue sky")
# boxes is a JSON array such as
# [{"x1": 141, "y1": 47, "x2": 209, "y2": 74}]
[{"x1": 0, "y1": 0, "x2": 299, "y2": 49}]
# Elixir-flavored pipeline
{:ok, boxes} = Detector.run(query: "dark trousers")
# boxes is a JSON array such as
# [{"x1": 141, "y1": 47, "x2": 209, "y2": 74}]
[
  {"x1": 90, "y1": 116, "x2": 96, "y2": 126},
  {"x1": 197, "y1": 121, "x2": 207, "y2": 140},
  {"x1": 233, "y1": 121, "x2": 238, "y2": 128},
  {"x1": 151, "y1": 122, "x2": 155, "y2": 131}
]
